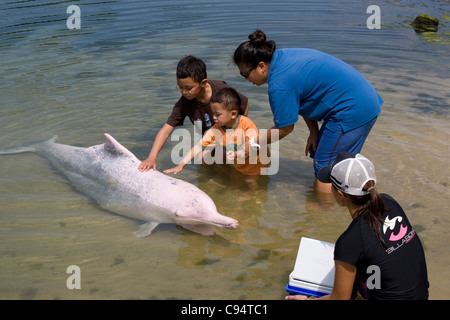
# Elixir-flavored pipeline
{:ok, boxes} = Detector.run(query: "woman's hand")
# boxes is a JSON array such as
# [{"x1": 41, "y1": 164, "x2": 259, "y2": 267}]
[
  {"x1": 302, "y1": 118, "x2": 319, "y2": 156},
  {"x1": 305, "y1": 131, "x2": 318, "y2": 156}
]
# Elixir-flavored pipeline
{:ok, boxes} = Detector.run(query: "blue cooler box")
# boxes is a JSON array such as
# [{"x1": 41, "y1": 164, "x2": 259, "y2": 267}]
[{"x1": 286, "y1": 237, "x2": 335, "y2": 297}]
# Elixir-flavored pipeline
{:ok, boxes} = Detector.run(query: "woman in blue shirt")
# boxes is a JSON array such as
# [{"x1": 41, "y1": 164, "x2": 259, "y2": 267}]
[{"x1": 233, "y1": 30, "x2": 383, "y2": 193}]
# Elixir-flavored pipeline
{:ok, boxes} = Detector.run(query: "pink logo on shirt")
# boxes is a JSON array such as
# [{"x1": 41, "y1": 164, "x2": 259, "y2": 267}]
[{"x1": 383, "y1": 216, "x2": 408, "y2": 242}]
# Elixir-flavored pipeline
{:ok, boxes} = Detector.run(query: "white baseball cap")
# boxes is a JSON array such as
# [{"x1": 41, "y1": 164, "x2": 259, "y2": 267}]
[{"x1": 317, "y1": 152, "x2": 376, "y2": 196}]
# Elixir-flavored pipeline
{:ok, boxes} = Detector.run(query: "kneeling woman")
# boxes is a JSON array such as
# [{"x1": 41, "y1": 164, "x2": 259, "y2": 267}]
[{"x1": 288, "y1": 152, "x2": 429, "y2": 300}]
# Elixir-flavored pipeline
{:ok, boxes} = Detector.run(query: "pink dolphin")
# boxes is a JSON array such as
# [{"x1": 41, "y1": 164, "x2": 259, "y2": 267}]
[{"x1": 0, "y1": 134, "x2": 238, "y2": 237}]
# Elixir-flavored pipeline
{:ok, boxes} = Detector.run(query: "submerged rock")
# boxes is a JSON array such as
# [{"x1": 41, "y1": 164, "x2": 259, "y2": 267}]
[{"x1": 412, "y1": 14, "x2": 439, "y2": 33}]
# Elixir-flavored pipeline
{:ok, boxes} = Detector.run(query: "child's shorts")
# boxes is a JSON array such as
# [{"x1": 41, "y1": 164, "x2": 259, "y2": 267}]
[{"x1": 311, "y1": 117, "x2": 377, "y2": 177}]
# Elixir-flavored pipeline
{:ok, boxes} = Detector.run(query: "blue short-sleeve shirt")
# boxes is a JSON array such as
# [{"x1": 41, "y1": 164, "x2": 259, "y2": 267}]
[{"x1": 267, "y1": 49, "x2": 383, "y2": 132}]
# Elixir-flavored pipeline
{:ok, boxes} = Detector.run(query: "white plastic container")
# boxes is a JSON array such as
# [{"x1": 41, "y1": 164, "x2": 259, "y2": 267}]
[{"x1": 286, "y1": 237, "x2": 335, "y2": 297}]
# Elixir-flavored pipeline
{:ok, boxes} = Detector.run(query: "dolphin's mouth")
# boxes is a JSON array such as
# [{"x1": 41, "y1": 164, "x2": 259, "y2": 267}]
[
  {"x1": 222, "y1": 219, "x2": 239, "y2": 229},
  {"x1": 175, "y1": 218, "x2": 239, "y2": 230},
  {"x1": 207, "y1": 218, "x2": 238, "y2": 230},
  {"x1": 208, "y1": 217, "x2": 239, "y2": 230}
]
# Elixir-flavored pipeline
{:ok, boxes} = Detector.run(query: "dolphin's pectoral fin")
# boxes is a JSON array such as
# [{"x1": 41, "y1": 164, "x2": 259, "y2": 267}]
[
  {"x1": 134, "y1": 221, "x2": 159, "y2": 237},
  {"x1": 178, "y1": 224, "x2": 215, "y2": 236}
]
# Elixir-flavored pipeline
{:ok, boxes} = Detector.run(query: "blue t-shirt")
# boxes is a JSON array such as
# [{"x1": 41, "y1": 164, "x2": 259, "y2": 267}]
[{"x1": 267, "y1": 49, "x2": 383, "y2": 132}]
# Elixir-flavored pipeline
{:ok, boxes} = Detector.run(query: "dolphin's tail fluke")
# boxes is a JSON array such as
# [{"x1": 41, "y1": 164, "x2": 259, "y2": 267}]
[{"x1": 0, "y1": 135, "x2": 58, "y2": 155}]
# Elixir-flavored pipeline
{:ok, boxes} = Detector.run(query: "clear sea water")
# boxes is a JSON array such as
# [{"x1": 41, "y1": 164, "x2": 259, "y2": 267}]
[{"x1": 0, "y1": 0, "x2": 449, "y2": 300}]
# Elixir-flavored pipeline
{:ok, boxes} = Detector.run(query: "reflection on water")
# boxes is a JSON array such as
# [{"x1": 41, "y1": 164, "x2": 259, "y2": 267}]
[{"x1": 0, "y1": 0, "x2": 449, "y2": 299}]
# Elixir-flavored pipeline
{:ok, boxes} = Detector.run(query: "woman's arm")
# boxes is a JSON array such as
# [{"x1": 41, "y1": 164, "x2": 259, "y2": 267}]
[
  {"x1": 286, "y1": 260, "x2": 357, "y2": 301},
  {"x1": 235, "y1": 124, "x2": 293, "y2": 160},
  {"x1": 258, "y1": 124, "x2": 294, "y2": 145},
  {"x1": 323, "y1": 260, "x2": 357, "y2": 300}
]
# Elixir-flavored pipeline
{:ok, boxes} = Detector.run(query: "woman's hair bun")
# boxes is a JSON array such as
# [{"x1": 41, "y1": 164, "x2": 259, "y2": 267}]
[
  {"x1": 248, "y1": 29, "x2": 267, "y2": 47},
  {"x1": 233, "y1": 29, "x2": 276, "y2": 66}
]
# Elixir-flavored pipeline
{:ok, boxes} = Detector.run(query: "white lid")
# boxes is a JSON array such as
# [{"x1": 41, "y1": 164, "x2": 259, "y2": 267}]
[{"x1": 290, "y1": 237, "x2": 335, "y2": 288}]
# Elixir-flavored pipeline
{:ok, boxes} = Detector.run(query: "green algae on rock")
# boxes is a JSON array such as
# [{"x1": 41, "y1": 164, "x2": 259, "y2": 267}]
[{"x1": 412, "y1": 14, "x2": 439, "y2": 33}]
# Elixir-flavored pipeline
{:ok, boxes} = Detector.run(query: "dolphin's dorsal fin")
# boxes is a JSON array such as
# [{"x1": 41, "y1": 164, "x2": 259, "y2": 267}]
[{"x1": 104, "y1": 133, "x2": 140, "y2": 162}]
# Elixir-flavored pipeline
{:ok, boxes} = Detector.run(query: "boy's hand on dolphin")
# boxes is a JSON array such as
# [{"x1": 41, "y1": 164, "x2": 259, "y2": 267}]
[
  {"x1": 163, "y1": 164, "x2": 184, "y2": 175},
  {"x1": 138, "y1": 158, "x2": 156, "y2": 172}
]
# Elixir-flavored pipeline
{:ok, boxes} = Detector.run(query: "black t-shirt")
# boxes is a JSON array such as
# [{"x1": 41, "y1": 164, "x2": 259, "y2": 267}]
[
  {"x1": 166, "y1": 80, "x2": 248, "y2": 135},
  {"x1": 334, "y1": 194, "x2": 429, "y2": 300}
]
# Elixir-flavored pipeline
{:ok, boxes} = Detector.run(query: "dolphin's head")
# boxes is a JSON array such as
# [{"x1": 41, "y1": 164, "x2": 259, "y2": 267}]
[{"x1": 172, "y1": 189, "x2": 238, "y2": 230}]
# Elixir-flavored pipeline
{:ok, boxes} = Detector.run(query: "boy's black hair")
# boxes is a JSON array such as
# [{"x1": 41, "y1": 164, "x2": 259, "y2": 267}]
[
  {"x1": 210, "y1": 87, "x2": 241, "y2": 112},
  {"x1": 176, "y1": 55, "x2": 207, "y2": 83}
]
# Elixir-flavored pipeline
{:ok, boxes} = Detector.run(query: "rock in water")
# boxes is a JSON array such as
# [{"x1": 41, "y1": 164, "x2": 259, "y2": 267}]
[{"x1": 412, "y1": 14, "x2": 439, "y2": 33}]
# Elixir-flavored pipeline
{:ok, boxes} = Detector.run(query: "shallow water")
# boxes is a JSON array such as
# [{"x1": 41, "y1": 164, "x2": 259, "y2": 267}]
[{"x1": 0, "y1": 0, "x2": 449, "y2": 300}]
